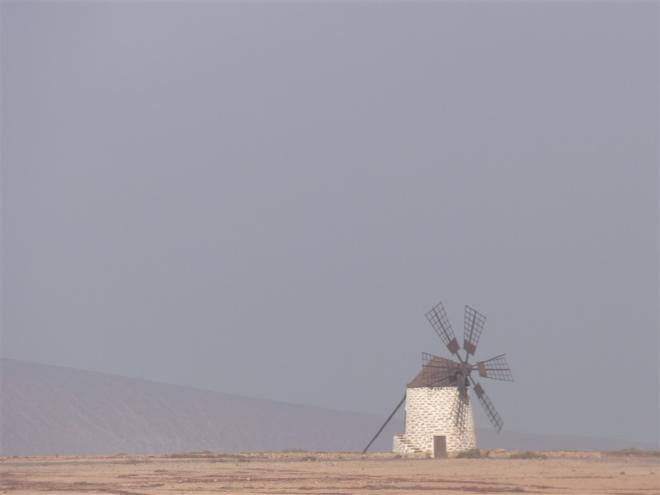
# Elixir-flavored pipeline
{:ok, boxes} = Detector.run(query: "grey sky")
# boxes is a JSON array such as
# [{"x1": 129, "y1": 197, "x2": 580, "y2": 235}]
[{"x1": 2, "y1": 2, "x2": 658, "y2": 444}]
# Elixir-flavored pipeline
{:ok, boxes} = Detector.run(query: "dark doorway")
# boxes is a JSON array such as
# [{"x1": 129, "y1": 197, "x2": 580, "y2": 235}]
[{"x1": 433, "y1": 435, "x2": 447, "y2": 458}]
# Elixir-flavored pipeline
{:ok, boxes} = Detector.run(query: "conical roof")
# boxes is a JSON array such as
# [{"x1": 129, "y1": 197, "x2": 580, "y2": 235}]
[{"x1": 407, "y1": 355, "x2": 461, "y2": 388}]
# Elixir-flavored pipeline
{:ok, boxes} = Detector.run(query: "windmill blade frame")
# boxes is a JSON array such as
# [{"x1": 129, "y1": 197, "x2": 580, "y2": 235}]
[
  {"x1": 422, "y1": 352, "x2": 445, "y2": 367},
  {"x1": 412, "y1": 359, "x2": 459, "y2": 389},
  {"x1": 451, "y1": 385, "x2": 470, "y2": 433},
  {"x1": 471, "y1": 379, "x2": 503, "y2": 432},
  {"x1": 426, "y1": 302, "x2": 461, "y2": 356},
  {"x1": 475, "y1": 354, "x2": 514, "y2": 382},
  {"x1": 420, "y1": 352, "x2": 462, "y2": 387},
  {"x1": 421, "y1": 352, "x2": 460, "y2": 370},
  {"x1": 463, "y1": 305, "x2": 486, "y2": 356}
]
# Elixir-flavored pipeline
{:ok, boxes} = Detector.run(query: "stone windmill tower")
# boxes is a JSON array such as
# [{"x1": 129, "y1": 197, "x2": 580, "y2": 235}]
[
  {"x1": 392, "y1": 355, "x2": 477, "y2": 454},
  {"x1": 363, "y1": 301, "x2": 513, "y2": 457}
]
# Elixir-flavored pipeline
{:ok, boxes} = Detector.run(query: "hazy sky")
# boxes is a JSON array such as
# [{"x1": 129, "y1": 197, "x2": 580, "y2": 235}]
[{"x1": 2, "y1": 2, "x2": 658, "y2": 444}]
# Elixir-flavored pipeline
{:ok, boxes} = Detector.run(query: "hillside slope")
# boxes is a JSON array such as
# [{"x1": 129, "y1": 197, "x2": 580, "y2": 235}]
[
  {"x1": 1, "y1": 358, "x2": 400, "y2": 455},
  {"x1": 1, "y1": 359, "x2": 654, "y2": 455}
]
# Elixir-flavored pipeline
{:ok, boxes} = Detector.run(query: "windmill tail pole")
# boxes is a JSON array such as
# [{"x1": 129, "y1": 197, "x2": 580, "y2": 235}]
[{"x1": 362, "y1": 393, "x2": 406, "y2": 454}]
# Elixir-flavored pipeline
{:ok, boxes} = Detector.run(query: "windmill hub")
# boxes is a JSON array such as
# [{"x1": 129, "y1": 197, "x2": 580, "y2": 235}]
[{"x1": 457, "y1": 363, "x2": 471, "y2": 385}]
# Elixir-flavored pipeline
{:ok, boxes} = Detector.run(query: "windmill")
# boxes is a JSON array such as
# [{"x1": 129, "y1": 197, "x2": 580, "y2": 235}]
[{"x1": 362, "y1": 301, "x2": 513, "y2": 455}]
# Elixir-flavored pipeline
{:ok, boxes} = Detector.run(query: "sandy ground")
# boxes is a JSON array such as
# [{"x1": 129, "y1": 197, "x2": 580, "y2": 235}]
[{"x1": 1, "y1": 450, "x2": 658, "y2": 495}]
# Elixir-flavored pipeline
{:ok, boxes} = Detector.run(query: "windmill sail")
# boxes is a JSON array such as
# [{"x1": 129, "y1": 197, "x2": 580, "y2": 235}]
[
  {"x1": 450, "y1": 385, "x2": 470, "y2": 433},
  {"x1": 463, "y1": 305, "x2": 486, "y2": 356},
  {"x1": 412, "y1": 354, "x2": 460, "y2": 388},
  {"x1": 476, "y1": 354, "x2": 514, "y2": 382},
  {"x1": 472, "y1": 381, "x2": 503, "y2": 432},
  {"x1": 426, "y1": 302, "x2": 461, "y2": 355}
]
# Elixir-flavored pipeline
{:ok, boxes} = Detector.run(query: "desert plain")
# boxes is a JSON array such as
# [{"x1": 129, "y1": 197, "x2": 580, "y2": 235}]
[{"x1": 1, "y1": 450, "x2": 658, "y2": 495}]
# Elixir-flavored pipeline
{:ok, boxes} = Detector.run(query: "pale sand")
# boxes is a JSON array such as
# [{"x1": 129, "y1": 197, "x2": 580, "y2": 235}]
[{"x1": 1, "y1": 450, "x2": 658, "y2": 494}]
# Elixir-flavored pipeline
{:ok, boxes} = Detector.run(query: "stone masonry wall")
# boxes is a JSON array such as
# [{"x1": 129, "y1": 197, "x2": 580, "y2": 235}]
[{"x1": 393, "y1": 387, "x2": 476, "y2": 455}]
